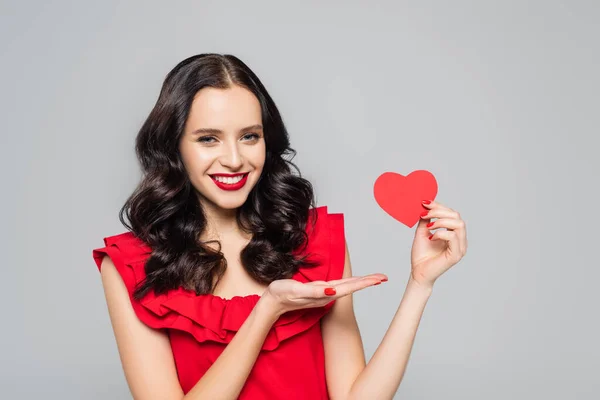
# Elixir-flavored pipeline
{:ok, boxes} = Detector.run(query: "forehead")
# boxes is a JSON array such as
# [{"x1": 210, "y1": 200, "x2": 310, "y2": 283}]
[{"x1": 186, "y1": 85, "x2": 262, "y2": 130}]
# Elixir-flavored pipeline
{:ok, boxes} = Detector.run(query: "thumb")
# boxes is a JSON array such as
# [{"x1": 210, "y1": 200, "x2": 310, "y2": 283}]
[{"x1": 414, "y1": 217, "x2": 432, "y2": 238}]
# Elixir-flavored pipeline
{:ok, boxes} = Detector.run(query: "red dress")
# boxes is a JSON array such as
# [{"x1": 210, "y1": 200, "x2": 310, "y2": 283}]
[{"x1": 92, "y1": 206, "x2": 345, "y2": 399}]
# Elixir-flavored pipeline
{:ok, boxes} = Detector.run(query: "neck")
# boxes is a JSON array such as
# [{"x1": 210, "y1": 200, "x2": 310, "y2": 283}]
[{"x1": 199, "y1": 199, "x2": 245, "y2": 242}]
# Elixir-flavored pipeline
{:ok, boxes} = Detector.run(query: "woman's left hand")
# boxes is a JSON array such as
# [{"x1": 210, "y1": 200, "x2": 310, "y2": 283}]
[{"x1": 410, "y1": 200, "x2": 468, "y2": 288}]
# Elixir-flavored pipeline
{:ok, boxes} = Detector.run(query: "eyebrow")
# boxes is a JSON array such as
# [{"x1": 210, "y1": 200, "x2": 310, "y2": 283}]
[{"x1": 191, "y1": 124, "x2": 263, "y2": 135}]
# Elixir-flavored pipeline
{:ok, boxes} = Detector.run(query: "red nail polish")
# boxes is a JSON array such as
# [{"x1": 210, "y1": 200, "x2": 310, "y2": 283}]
[
  {"x1": 324, "y1": 287, "x2": 336, "y2": 296},
  {"x1": 420, "y1": 211, "x2": 429, "y2": 217},
  {"x1": 422, "y1": 200, "x2": 431, "y2": 205},
  {"x1": 428, "y1": 234, "x2": 433, "y2": 240},
  {"x1": 374, "y1": 282, "x2": 381, "y2": 285},
  {"x1": 381, "y1": 278, "x2": 388, "y2": 282},
  {"x1": 426, "y1": 222, "x2": 434, "y2": 228}
]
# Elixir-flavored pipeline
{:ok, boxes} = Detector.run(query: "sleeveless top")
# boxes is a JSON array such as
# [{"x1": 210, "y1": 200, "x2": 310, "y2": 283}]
[{"x1": 91, "y1": 206, "x2": 345, "y2": 399}]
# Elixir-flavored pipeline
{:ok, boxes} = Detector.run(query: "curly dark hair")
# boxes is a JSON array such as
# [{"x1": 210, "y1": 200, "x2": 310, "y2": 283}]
[{"x1": 118, "y1": 53, "x2": 320, "y2": 301}]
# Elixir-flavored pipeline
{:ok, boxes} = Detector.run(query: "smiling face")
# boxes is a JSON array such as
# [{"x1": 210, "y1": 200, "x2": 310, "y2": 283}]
[{"x1": 179, "y1": 85, "x2": 266, "y2": 213}]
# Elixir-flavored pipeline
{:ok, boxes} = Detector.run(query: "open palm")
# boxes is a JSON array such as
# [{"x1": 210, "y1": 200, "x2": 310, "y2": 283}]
[{"x1": 266, "y1": 273, "x2": 387, "y2": 314}]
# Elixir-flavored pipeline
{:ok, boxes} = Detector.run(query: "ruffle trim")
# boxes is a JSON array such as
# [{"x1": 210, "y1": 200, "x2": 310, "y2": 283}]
[{"x1": 92, "y1": 206, "x2": 346, "y2": 351}]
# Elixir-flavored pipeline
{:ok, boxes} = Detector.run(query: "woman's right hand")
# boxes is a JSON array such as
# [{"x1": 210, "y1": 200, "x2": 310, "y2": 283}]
[{"x1": 262, "y1": 273, "x2": 388, "y2": 316}]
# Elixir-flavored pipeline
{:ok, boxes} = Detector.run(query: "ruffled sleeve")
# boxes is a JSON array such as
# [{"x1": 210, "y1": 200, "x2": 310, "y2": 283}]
[{"x1": 91, "y1": 205, "x2": 346, "y2": 351}]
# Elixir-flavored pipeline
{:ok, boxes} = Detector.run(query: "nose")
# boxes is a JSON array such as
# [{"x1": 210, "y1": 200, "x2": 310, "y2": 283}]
[{"x1": 219, "y1": 141, "x2": 244, "y2": 170}]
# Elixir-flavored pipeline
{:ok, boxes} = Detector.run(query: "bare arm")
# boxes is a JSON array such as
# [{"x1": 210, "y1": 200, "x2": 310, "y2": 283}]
[
  {"x1": 100, "y1": 255, "x2": 283, "y2": 400},
  {"x1": 182, "y1": 294, "x2": 281, "y2": 399},
  {"x1": 320, "y1": 240, "x2": 366, "y2": 399},
  {"x1": 347, "y1": 277, "x2": 432, "y2": 399},
  {"x1": 100, "y1": 255, "x2": 184, "y2": 400},
  {"x1": 321, "y1": 240, "x2": 432, "y2": 400}
]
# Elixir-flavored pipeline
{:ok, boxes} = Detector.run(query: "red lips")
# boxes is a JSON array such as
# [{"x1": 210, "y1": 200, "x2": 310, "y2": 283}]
[
  {"x1": 210, "y1": 172, "x2": 249, "y2": 178},
  {"x1": 210, "y1": 172, "x2": 249, "y2": 191}
]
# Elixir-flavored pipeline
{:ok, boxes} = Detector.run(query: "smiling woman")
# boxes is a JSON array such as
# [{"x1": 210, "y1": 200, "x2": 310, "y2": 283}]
[
  {"x1": 92, "y1": 53, "x2": 468, "y2": 400},
  {"x1": 107, "y1": 54, "x2": 318, "y2": 301},
  {"x1": 92, "y1": 53, "x2": 342, "y2": 399},
  {"x1": 179, "y1": 85, "x2": 267, "y2": 210}
]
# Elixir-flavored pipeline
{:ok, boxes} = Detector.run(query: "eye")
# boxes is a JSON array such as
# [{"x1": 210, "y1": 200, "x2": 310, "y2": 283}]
[
  {"x1": 197, "y1": 136, "x2": 217, "y2": 143},
  {"x1": 242, "y1": 133, "x2": 261, "y2": 141}
]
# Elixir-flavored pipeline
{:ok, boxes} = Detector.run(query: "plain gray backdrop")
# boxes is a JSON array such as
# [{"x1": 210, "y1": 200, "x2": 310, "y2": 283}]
[{"x1": 2, "y1": 0, "x2": 598, "y2": 399}]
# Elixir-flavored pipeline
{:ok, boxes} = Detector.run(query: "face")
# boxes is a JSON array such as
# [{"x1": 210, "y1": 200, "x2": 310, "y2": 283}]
[{"x1": 179, "y1": 85, "x2": 266, "y2": 213}]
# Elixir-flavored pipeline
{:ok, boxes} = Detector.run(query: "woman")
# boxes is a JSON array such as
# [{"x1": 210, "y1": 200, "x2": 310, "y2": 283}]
[{"x1": 92, "y1": 53, "x2": 468, "y2": 399}]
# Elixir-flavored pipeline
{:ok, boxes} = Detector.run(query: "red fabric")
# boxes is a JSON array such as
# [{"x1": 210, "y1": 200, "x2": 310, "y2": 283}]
[{"x1": 92, "y1": 206, "x2": 345, "y2": 399}]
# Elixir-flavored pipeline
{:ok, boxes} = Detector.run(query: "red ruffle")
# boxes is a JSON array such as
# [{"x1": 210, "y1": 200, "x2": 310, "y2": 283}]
[{"x1": 92, "y1": 206, "x2": 346, "y2": 351}]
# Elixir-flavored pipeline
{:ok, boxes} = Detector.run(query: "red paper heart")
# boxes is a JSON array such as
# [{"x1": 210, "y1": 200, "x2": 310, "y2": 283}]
[{"x1": 373, "y1": 170, "x2": 438, "y2": 227}]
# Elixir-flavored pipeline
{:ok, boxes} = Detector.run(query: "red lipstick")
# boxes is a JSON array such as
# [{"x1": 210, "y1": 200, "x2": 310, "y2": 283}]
[{"x1": 209, "y1": 172, "x2": 249, "y2": 191}]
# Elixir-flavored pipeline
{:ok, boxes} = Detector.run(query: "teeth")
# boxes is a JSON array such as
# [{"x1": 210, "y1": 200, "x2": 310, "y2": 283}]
[{"x1": 213, "y1": 174, "x2": 245, "y2": 184}]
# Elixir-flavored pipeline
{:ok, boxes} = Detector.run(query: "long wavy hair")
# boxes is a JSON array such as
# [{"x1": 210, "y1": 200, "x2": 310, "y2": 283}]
[{"x1": 118, "y1": 53, "x2": 320, "y2": 301}]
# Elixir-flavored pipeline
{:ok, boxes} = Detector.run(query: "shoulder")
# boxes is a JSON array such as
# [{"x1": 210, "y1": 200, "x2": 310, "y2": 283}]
[
  {"x1": 91, "y1": 230, "x2": 153, "y2": 302},
  {"x1": 92, "y1": 231, "x2": 152, "y2": 273},
  {"x1": 92, "y1": 234, "x2": 182, "y2": 398}
]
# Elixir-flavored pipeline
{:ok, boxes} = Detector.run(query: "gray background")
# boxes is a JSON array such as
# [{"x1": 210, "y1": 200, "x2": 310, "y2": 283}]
[{"x1": 2, "y1": 0, "x2": 598, "y2": 399}]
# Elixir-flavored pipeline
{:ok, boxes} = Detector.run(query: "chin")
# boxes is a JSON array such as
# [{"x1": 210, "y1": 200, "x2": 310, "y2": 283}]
[
  {"x1": 200, "y1": 191, "x2": 249, "y2": 211},
  {"x1": 216, "y1": 198, "x2": 248, "y2": 210}
]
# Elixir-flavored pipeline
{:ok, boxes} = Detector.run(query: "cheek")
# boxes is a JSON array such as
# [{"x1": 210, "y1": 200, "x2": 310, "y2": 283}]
[
  {"x1": 248, "y1": 145, "x2": 266, "y2": 168},
  {"x1": 181, "y1": 149, "x2": 214, "y2": 176}
]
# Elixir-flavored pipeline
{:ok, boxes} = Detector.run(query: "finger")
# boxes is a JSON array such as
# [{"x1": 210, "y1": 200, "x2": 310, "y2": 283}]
[
  {"x1": 429, "y1": 230, "x2": 462, "y2": 258},
  {"x1": 334, "y1": 273, "x2": 387, "y2": 284},
  {"x1": 301, "y1": 275, "x2": 387, "y2": 299},
  {"x1": 308, "y1": 276, "x2": 383, "y2": 299},
  {"x1": 308, "y1": 277, "x2": 363, "y2": 288},
  {"x1": 430, "y1": 217, "x2": 467, "y2": 251},
  {"x1": 426, "y1": 218, "x2": 465, "y2": 232},
  {"x1": 290, "y1": 282, "x2": 326, "y2": 299},
  {"x1": 328, "y1": 277, "x2": 383, "y2": 298},
  {"x1": 420, "y1": 208, "x2": 461, "y2": 221},
  {"x1": 421, "y1": 199, "x2": 452, "y2": 212},
  {"x1": 422, "y1": 200, "x2": 462, "y2": 222},
  {"x1": 316, "y1": 273, "x2": 387, "y2": 286},
  {"x1": 415, "y1": 217, "x2": 433, "y2": 238}
]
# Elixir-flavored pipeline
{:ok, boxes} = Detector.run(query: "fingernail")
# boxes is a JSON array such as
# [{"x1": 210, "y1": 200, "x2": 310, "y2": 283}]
[
  {"x1": 324, "y1": 287, "x2": 336, "y2": 296},
  {"x1": 381, "y1": 278, "x2": 388, "y2": 282},
  {"x1": 422, "y1": 200, "x2": 431, "y2": 205},
  {"x1": 426, "y1": 222, "x2": 434, "y2": 228},
  {"x1": 420, "y1": 211, "x2": 429, "y2": 217},
  {"x1": 428, "y1": 234, "x2": 434, "y2": 240},
  {"x1": 373, "y1": 281, "x2": 382, "y2": 285}
]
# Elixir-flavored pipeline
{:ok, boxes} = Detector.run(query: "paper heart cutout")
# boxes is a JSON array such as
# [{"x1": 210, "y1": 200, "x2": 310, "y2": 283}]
[{"x1": 374, "y1": 170, "x2": 438, "y2": 228}]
